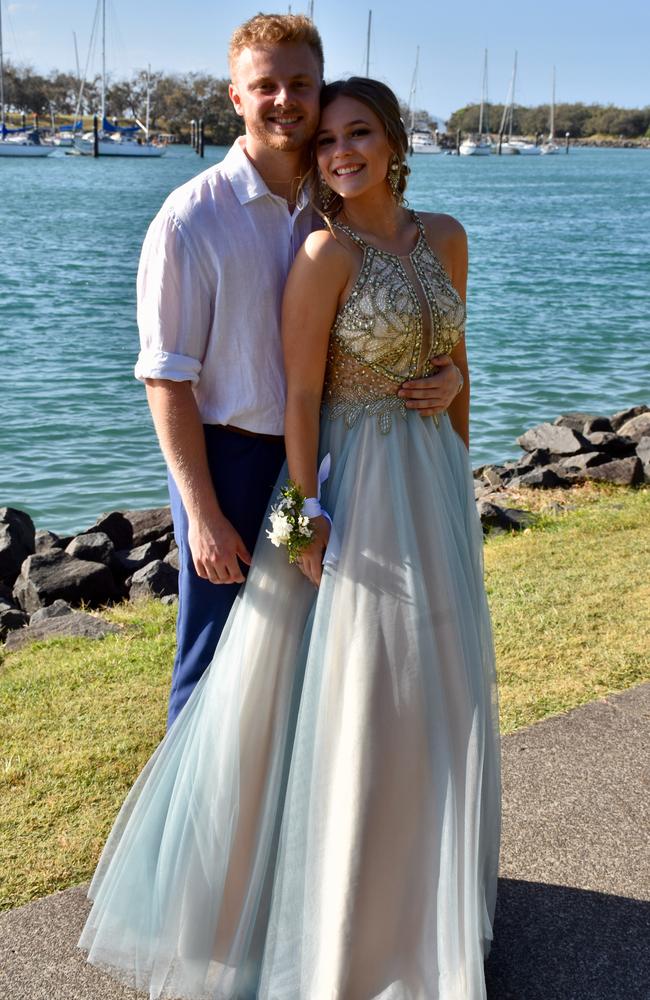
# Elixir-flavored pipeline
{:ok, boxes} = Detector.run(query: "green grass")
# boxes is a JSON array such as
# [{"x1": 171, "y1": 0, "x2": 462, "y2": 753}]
[
  {"x1": 0, "y1": 601, "x2": 173, "y2": 912},
  {"x1": 485, "y1": 484, "x2": 650, "y2": 732},
  {"x1": 1, "y1": 485, "x2": 649, "y2": 911}
]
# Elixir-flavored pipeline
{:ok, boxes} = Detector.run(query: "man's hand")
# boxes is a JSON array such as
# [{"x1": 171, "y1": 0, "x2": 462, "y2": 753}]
[
  {"x1": 398, "y1": 354, "x2": 462, "y2": 416},
  {"x1": 188, "y1": 512, "x2": 251, "y2": 584}
]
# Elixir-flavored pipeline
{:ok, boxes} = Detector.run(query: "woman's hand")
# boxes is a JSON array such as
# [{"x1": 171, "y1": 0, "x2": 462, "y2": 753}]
[{"x1": 295, "y1": 515, "x2": 331, "y2": 587}]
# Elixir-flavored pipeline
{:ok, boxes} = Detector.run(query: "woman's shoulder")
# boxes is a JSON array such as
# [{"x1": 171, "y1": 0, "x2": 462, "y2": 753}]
[
  {"x1": 417, "y1": 212, "x2": 467, "y2": 248},
  {"x1": 298, "y1": 227, "x2": 354, "y2": 275},
  {"x1": 303, "y1": 226, "x2": 348, "y2": 255},
  {"x1": 287, "y1": 227, "x2": 353, "y2": 299}
]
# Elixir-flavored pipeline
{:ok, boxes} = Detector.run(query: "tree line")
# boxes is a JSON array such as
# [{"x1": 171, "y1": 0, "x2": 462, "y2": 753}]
[
  {"x1": 447, "y1": 102, "x2": 650, "y2": 139},
  {"x1": 1, "y1": 64, "x2": 243, "y2": 143},
  {"x1": 3, "y1": 63, "x2": 649, "y2": 141}
]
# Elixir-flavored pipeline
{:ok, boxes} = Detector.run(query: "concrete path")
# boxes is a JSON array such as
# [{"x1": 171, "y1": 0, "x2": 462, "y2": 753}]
[{"x1": 1, "y1": 683, "x2": 649, "y2": 1000}]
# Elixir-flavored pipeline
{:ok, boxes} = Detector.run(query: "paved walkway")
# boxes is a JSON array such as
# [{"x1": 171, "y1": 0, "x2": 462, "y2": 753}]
[{"x1": 1, "y1": 684, "x2": 649, "y2": 1000}]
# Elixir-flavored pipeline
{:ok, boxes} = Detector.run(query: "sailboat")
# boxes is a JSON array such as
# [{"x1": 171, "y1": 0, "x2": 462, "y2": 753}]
[
  {"x1": 407, "y1": 47, "x2": 443, "y2": 155},
  {"x1": 498, "y1": 52, "x2": 540, "y2": 156},
  {"x1": 73, "y1": 0, "x2": 165, "y2": 157},
  {"x1": 0, "y1": 2, "x2": 53, "y2": 156},
  {"x1": 459, "y1": 50, "x2": 492, "y2": 156},
  {"x1": 540, "y1": 66, "x2": 561, "y2": 154}
]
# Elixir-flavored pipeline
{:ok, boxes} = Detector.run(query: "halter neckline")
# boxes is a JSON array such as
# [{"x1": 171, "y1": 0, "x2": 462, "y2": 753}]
[{"x1": 332, "y1": 211, "x2": 426, "y2": 261}]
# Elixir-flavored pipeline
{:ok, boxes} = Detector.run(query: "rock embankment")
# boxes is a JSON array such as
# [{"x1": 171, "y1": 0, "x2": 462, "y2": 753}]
[
  {"x1": 1, "y1": 404, "x2": 647, "y2": 648},
  {"x1": 0, "y1": 506, "x2": 179, "y2": 647},
  {"x1": 473, "y1": 405, "x2": 649, "y2": 507}
]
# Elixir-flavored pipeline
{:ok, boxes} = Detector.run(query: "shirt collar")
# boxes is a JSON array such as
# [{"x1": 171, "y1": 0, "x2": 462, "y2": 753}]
[{"x1": 223, "y1": 136, "x2": 309, "y2": 213}]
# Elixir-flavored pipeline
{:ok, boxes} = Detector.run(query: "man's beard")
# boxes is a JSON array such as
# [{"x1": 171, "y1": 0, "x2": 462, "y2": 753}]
[{"x1": 246, "y1": 115, "x2": 312, "y2": 153}]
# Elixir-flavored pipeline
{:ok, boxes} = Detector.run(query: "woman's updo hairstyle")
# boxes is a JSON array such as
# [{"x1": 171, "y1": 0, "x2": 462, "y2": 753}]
[{"x1": 312, "y1": 76, "x2": 411, "y2": 218}]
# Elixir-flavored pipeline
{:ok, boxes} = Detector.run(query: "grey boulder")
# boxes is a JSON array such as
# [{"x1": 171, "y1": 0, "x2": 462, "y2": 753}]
[
  {"x1": 34, "y1": 529, "x2": 66, "y2": 554},
  {"x1": 480, "y1": 465, "x2": 510, "y2": 489},
  {"x1": 583, "y1": 457, "x2": 644, "y2": 487},
  {"x1": 583, "y1": 432, "x2": 637, "y2": 457},
  {"x1": 0, "y1": 507, "x2": 36, "y2": 585},
  {"x1": 609, "y1": 404, "x2": 649, "y2": 432},
  {"x1": 4, "y1": 610, "x2": 121, "y2": 652},
  {"x1": 12, "y1": 550, "x2": 117, "y2": 615},
  {"x1": 554, "y1": 412, "x2": 609, "y2": 434},
  {"x1": 164, "y1": 545, "x2": 180, "y2": 571},
  {"x1": 501, "y1": 508, "x2": 537, "y2": 531},
  {"x1": 476, "y1": 501, "x2": 509, "y2": 530},
  {"x1": 80, "y1": 511, "x2": 133, "y2": 551},
  {"x1": 559, "y1": 451, "x2": 612, "y2": 472},
  {"x1": 636, "y1": 437, "x2": 650, "y2": 482},
  {"x1": 29, "y1": 599, "x2": 74, "y2": 625},
  {"x1": 123, "y1": 508, "x2": 174, "y2": 547},
  {"x1": 517, "y1": 423, "x2": 588, "y2": 456},
  {"x1": 65, "y1": 531, "x2": 114, "y2": 565},
  {"x1": 513, "y1": 466, "x2": 569, "y2": 489},
  {"x1": 0, "y1": 601, "x2": 29, "y2": 641},
  {"x1": 112, "y1": 539, "x2": 169, "y2": 577},
  {"x1": 476, "y1": 500, "x2": 536, "y2": 533},
  {"x1": 617, "y1": 412, "x2": 650, "y2": 444},
  {"x1": 128, "y1": 560, "x2": 179, "y2": 600},
  {"x1": 516, "y1": 448, "x2": 552, "y2": 469}
]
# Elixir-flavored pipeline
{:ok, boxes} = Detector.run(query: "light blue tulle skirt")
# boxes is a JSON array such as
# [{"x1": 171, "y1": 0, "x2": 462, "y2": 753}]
[{"x1": 79, "y1": 409, "x2": 501, "y2": 1000}]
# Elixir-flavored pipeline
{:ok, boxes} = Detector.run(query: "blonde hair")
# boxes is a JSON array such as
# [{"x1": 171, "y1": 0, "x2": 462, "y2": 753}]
[{"x1": 229, "y1": 13, "x2": 324, "y2": 78}]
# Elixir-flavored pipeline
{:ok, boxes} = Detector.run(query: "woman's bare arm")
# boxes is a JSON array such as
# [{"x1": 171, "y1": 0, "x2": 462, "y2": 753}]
[{"x1": 282, "y1": 230, "x2": 349, "y2": 583}]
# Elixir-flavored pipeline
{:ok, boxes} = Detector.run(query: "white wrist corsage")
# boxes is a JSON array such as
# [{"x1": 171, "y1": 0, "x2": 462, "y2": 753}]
[{"x1": 267, "y1": 454, "x2": 336, "y2": 565}]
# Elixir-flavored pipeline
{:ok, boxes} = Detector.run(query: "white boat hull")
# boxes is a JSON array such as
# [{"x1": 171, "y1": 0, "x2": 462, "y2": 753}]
[
  {"x1": 499, "y1": 140, "x2": 541, "y2": 156},
  {"x1": 72, "y1": 136, "x2": 166, "y2": 157},
  {"x1": 0, "y1": 140, "x2": 53, "y2": 157},
  {"x1": 540, "y1": 143, "x2": 561, "y2": 155},
  {"x1": 409, "y1": 129, "x2": 444, "y2": 155},
  {"x1": 459, "y1": 142, "x2": 492, "y2": 156}
]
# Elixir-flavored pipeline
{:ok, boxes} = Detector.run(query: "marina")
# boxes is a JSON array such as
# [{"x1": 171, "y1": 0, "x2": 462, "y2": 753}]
[{"x1": 2, "y1": 144, "x2": 648, "y2": 533}]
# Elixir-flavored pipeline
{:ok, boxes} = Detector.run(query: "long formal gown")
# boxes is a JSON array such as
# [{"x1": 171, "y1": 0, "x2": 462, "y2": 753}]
[{"x1": 79, "y1": 213, "x2": 501, "y2": 1000}]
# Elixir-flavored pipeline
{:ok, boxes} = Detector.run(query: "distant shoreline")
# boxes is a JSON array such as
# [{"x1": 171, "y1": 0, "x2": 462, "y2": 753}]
[{"x1": 572, "y1": 137, "x2": 650, "y2": 149}]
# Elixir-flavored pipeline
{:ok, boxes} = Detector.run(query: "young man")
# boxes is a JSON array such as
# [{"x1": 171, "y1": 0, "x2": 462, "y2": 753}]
[{"x1": 135, "y1": 14, "x2": 463, "y2": 727}]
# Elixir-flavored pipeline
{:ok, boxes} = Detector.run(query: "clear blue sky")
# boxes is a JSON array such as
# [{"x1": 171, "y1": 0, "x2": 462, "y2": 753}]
[{"x1": 3, "y1": 0, "x2": 649, "y2": 120}]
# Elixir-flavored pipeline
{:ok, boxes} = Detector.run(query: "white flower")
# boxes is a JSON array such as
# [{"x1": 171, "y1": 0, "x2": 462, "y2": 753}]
[{"x1": 267, "y1": 508, "x2": 292, "y2": 546}]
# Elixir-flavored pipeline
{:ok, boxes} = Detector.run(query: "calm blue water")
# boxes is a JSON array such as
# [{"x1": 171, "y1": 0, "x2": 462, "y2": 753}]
[{"x1": 1, "y1": 145, "x2": 649, "y2": 533}]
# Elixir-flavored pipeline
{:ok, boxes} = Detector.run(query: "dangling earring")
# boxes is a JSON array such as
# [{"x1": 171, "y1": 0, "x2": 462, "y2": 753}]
[
  {"x1": 318, "y1": 174, "x2": 337, "y2": 212},
  {"x1": 388, "y1": 154, "x2": 401, "y2": 200}
]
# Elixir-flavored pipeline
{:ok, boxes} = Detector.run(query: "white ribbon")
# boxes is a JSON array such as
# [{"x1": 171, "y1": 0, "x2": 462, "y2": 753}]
[{"x1": 303, "y1": 452, "x2": 340, "y2": 567}]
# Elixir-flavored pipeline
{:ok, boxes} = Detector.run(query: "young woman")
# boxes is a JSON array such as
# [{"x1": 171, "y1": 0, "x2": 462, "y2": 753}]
[{"x1": 80, "y1": 79, "x2": 501, "y2": 1000}]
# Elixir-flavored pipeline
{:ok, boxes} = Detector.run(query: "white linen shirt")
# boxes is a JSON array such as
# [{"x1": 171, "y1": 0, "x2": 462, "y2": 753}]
[{"x1": 134, "y1": 137, "x2": 316, "y2": 435}]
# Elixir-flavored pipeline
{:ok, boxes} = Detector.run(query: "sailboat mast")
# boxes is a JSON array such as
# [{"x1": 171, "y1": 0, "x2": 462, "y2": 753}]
[
  {"x1": 73, "y1": 31, "x2": 80, "y2": 86},
  {"x1": 145, "y1": 64, "x2": 150, "y2": 139},
  {"x1": 478, "y1": 48, "x2": 487, "y2": 136},
  {"x1": 550, "y1": 65, "x2": 556, "y2": 140},
  {"x1": 365, "y1": 10, "x2": 372, "y2": 77},
  {"x1": 0, "y1": 2, "x2": 5, "y2": 131},
  {"x1": 510, "y1": 50, "x2": 517, "y2": 139},
  {"x1": 409, "y1": 46, "x2": 419, "y2": 133},
  {"x1": 100, "y1": 0, "x2": 106, "y2": 122}
]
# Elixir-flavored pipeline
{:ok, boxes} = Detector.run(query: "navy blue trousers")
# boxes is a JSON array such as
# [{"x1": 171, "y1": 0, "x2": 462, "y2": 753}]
[{"x1": 167, "y1": 425, "x2": 286, "y2": 728}]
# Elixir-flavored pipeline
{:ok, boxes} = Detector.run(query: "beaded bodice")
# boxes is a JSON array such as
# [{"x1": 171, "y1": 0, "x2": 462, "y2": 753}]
[{"x1": 322, "y1": 213, "x2": 466, "y2": 433}]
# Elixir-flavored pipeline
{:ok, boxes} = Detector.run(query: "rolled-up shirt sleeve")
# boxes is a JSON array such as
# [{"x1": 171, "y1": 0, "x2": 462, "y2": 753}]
[{"x1": 134, "y1": 207, "x2": 213, "y2": 384}]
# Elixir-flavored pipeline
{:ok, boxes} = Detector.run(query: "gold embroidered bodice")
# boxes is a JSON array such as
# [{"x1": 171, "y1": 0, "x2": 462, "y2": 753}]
[{"x1": 322, "y1": 213, "x2": 466, "y2": 433}]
